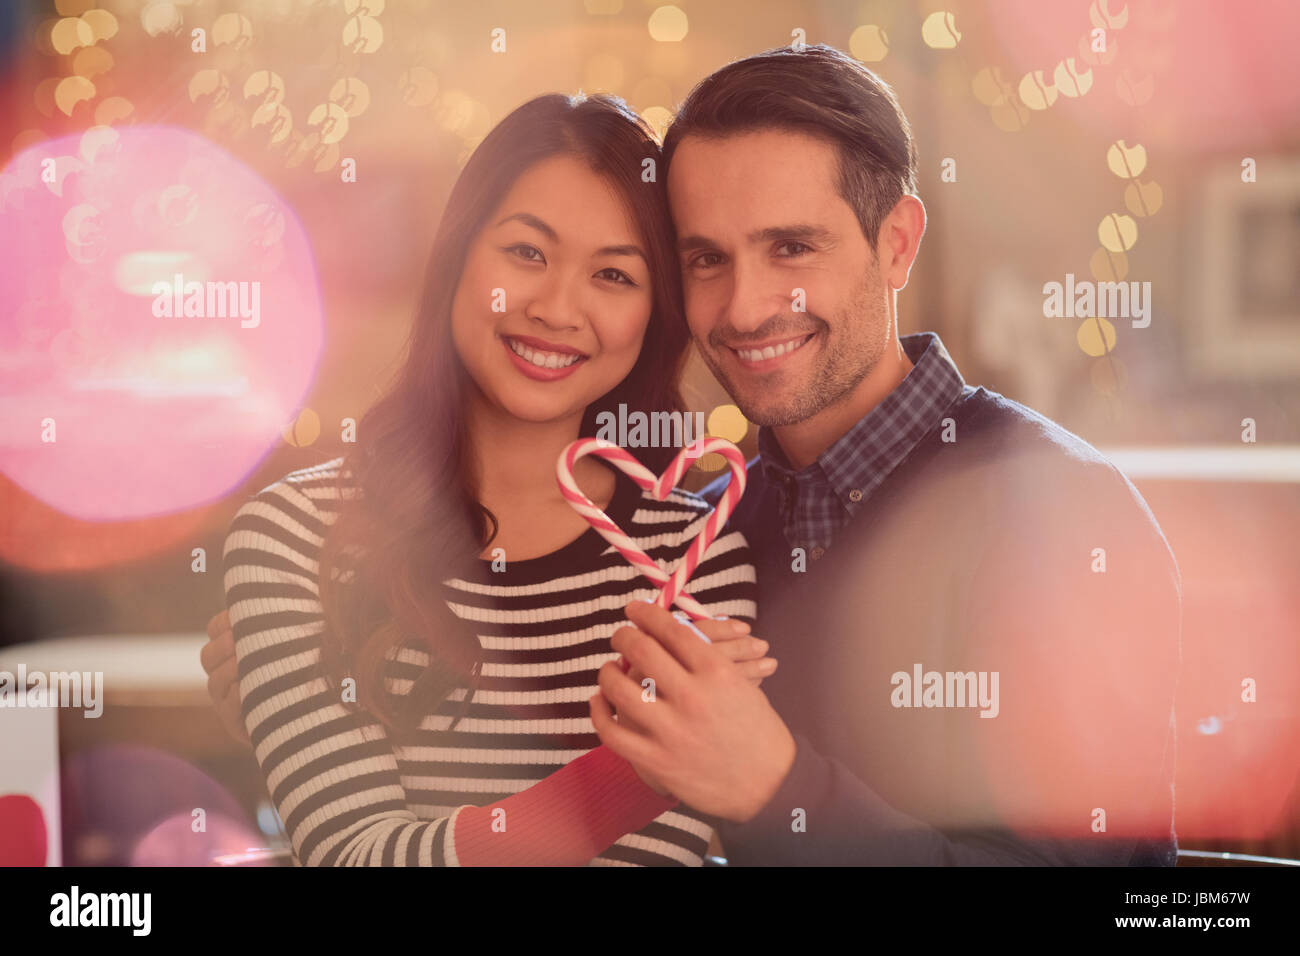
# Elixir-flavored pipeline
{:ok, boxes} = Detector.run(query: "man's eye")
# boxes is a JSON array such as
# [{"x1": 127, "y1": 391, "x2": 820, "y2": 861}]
[
  {"x1": 505, "y1": 243, "x2": 545, "y2": 263},
  {"x1": 690, "y1": 252, "x2": 723, "y2": 269},
  {"x1": 775, "y1": 241, "x2": 811, "y2": 257},
  {"x1": 595, "y1": 268, "x2": 636, "y2": 286}
]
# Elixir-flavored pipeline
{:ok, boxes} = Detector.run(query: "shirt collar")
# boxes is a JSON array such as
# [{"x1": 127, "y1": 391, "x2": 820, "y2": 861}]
[{"x1": 757, "y1": 332, "x2": 967, "y2": 540}]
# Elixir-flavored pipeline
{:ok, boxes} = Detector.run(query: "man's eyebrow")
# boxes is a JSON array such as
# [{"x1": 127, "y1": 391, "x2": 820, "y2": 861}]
[
  {"x1": 747, "y1": 224, "x2": 835, "y2": 244},
  {"x1": 677, "y1": 224, "x2": 835, "y2": 253},
  {"x1": 495, "y1": 212, "x2": 558, "y2": 241}
]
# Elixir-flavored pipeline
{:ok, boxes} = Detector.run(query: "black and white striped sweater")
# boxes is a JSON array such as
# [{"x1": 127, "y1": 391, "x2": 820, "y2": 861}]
[{"x1": 222, "y1": 457, "x2": 757, "y2": 866}]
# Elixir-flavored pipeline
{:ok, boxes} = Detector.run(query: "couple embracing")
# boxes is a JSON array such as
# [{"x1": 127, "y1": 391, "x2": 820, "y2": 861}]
[{"x1": 205, "y1": 44, "x2": 1181, "y2": 867}]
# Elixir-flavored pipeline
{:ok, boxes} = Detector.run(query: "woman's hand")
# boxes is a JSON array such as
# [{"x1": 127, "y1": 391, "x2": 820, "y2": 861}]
[
  {"x1": 200, "y1": 609, "x2": 251, "y2": 744},
  {"x1": 616, "y1": 614, "x2": 775, "y2": 797}
]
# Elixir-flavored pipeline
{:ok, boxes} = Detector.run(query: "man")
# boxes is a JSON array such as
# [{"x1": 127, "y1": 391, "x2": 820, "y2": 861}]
[
  {"x1": 588, "y1": 44, "x2": 1181, "y2": 866},
  {"x1": 205, "y1": 44, "x2": 1181, "y2": 865}
]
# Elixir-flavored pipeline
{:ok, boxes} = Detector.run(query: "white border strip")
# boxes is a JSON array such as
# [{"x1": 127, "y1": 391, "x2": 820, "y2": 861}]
[{"x1": 1100, "y1": 445, "x2": 1300, "y2": 482}]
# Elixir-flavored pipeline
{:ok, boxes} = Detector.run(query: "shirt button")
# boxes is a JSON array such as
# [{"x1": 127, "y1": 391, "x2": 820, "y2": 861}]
[
  {"x1": 810, "y1": 547, "x2": 825, "y2": 561},
  {"x1": 848, "y1": 489, "x2": 863, "y2": 503}
]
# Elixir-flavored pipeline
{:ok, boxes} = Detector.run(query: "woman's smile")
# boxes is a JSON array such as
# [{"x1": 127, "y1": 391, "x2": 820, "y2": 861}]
[{"x1": 501, "y1": 333, "x2": 589, "y2": 381}]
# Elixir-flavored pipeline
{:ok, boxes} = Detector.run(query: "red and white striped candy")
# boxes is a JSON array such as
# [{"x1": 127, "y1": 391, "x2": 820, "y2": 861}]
[{"x1": 556, "y1": 436, "x2": 747, "y2": 621}]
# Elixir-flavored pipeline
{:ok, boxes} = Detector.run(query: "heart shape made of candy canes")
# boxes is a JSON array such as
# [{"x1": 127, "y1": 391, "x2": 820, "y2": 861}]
[{"x1": 556, "y1": 437, "x2": 747, "y2": 620}]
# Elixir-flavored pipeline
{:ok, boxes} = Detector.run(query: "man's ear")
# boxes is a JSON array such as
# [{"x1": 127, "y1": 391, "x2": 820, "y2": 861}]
[{"x1": 879, "y1": 195, "x2": 927, "y2": 292}]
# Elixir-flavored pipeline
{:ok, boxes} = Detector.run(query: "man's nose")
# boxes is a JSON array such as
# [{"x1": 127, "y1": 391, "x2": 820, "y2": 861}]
[{"x1": 724, "y1": 259, "x2": 782, "y2": 335}]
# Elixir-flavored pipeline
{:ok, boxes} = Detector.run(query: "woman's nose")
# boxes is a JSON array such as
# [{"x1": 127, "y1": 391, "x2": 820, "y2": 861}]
[{"x1": 524, "y1": 270, "x2": 584, "y2": 330}]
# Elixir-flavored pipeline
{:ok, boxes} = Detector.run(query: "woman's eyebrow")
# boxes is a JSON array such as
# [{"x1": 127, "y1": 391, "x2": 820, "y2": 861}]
[
  {"x1": 495, "y1": 213, "x2": 644, "y2": 262},
  {"x1": 495, "y1": 212, "x2": 557, "y2": 241},
  {"x1": 594, "y1": 244, "x2": 646, "y2": 262}
]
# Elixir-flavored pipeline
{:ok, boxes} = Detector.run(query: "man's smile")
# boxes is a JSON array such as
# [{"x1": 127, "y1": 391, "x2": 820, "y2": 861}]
[{"x1": 726, "y1": 331, "x2": 818, "y2": 370}]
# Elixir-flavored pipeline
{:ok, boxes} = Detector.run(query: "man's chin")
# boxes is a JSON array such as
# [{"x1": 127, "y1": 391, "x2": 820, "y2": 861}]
[{"x1": 726, "y1": 393, "x2": 811, "y2": 429}]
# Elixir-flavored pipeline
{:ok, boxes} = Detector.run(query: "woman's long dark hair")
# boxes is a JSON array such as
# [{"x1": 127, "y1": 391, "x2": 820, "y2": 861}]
[{"x1": 317, "y1": 94, "x2": 690, "y2": 733}]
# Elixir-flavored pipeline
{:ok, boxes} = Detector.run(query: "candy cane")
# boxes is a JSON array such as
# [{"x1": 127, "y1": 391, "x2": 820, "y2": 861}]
[{"x1": 556, "y1": 436, "x2": 747, "y2": 620}]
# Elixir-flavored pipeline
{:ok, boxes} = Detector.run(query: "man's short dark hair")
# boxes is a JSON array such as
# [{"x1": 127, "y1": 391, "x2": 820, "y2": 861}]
[{"x1": 663, "y1": 44, "x2": 919, "y2": 248}]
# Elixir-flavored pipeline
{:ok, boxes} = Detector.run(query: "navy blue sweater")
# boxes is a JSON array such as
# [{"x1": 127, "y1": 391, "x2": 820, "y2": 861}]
[{"x1": 703, "y1": 386, "x2": 1181, "y2": 865}]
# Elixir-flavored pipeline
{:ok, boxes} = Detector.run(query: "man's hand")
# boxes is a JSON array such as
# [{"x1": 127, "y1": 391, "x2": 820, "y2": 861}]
[
  {"x1": 618, "y1": 612, "x2": 776, "y2": 797},
  {"x1": 200, "y1": 609, "x2": 250, "y2": 745},
  {"x1": 590, "y1": 602, "x2": 797, "y2": 823}
]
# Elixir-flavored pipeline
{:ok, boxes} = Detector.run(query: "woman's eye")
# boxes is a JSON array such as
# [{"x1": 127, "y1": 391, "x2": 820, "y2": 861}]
[
  {"x1": 595, "y1": 267, "x2": 636, "y2": 286},
  {"x1": 505, "y1": 243, "x2": 544, "y2": 263},
  {"x1": 775, "y1": 241, "x2": 811, "y2": 257}
]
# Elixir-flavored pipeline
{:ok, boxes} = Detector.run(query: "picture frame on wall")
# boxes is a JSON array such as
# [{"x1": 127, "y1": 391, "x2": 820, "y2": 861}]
[{"x1": 1191, "y1": 157, "x2": 1300, "y2": 380}]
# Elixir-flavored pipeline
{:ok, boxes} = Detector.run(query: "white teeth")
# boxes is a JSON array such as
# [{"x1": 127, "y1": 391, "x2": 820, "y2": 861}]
[
  {"x1": 737, "y1": 335, "x2": 811, "y2": 363},
  {"x1": 507, "y1": 337, "x2": 581, "y2": 369}
]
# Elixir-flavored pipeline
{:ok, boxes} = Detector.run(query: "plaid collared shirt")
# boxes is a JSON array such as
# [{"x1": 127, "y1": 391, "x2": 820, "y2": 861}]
[{"x1": 757, "y1": 331, "x2": 968, "y2": 556}]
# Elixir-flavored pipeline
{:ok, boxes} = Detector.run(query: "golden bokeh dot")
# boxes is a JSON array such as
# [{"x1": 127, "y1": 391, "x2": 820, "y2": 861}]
[
  {"x1": 34, "y1": 19, "x2": 59, "y2": 56},
  {"x1": 850, "y1": 24, "x2": 889, "y2": 62},
  {"x1": 244, "y1": 70, "x2": 286, "y2": 108},
  {"x1": 312, "y1": 142, "x2": 341, "y2": 174},
  {"x1": 54, "y1": 76, "x2": 96, "y2": 117},
  {"x1": 212, "y1": 13, "x2": 253, "y2": 50},
  {"x1": 34, "y1": 78, "x2": 62, "y2": 118},
  {"x1": 306, "y1": 103, "x2": 348, "y2": 144},
  {"x1": 61, "y1": 203, "x2": 101, "y2": 244},
  {"x1": 1098, "y1": 212, "x2": 1138, "y2": 252},
  {"x1": 1089, "y1": 246, "x2": 1129, "y2": 282},
  {"x1": 920, "y1": 11, "x2": 961, "y2": 49},
  {"x1": 188, "y1": 69, "x2": 230, "y2": 107},
  {"x1": 51, "y1": 16, "x2": 95, "y2": 55},
  {"x1": 141, "y1": 2, "x2": 182, "y2": 38},
  {"x1": 82, "y1": 9, "x2": 120, "y2": 42},
  {"x1": 584, "y1": 53, "x2": 624, "y2": 92},
  {"x1": 1090, "y1": 354, "x2": 1127, "y2": 395},
  {"x1": 399, "y1": 66, "x2": 438, "y2": 107},
  {"x1": 990, "y1": 95, "x2": 1030, "y2": 132},
  {"x1": 706, "y1": 404, "x2": 749, "y2": 444},
  {"x1": 694, "y1": 452, "x2": 727, "y2": 473},
  {"x1": 342, "y1": 14, "x2": 384, "y2": 53},
  {"x1": 158, "y1": 184, "x2": 200, "y2": 226},
  {"x1": 971, "y1": 66, "x2": 1012, "y2": 106},
  {"x1": 1052, "y1": 58, "x2": 1093, "y2": 97},
  {"x1": 252, "y1": 102, "x2": 294, "y2": 145},
  {"x1": 330, "y1": 77, "x2": 371, "y2": 117},
  {"x1": 640, "y1": 106, "x2": 673, "y2": 143},
  {"x1": 1017, "y1": 71, "x2": 1057, "y2": 110},
  {"x1": 79, "y1": 125, "x2": 119, "y2": 164},
  {"x1": 1124, "y1": 179, "x2": 1163, "y2": 217},
  {"x1": 72, "y1": 46, "x2": 114, "y2": 80},
  {"x1": 1089, "y1": 0, "x2": 1130, "y2": 29},
  {"x1": 282, "y1": 409, "x2": 321, "y2": 448},
  {"x1": 95, "y1": 95, "x2": 134, "y2": 125},
  {"x1": 648, "y1": 6, "x2": 688, "y2": 43},
  {"x1": 1077, "y1": 317, "x2": 1117, "y2": 357},
  {"x1": 244, "y1": 202, "x2": 287, "y2": 249},
  {"x1": 1105, "y1": 140, "x2": 1146, "y2": 178}
]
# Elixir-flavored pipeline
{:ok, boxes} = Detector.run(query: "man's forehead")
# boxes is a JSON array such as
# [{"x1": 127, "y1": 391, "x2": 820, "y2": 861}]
[{"x1": 667, "y1": 131, "x2": 843, "y2": 230}]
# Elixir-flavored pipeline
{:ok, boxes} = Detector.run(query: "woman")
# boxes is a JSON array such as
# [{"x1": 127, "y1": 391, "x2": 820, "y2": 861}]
[{"x1": 214, "y1": 93, "x2": 769, "y2": 866}]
